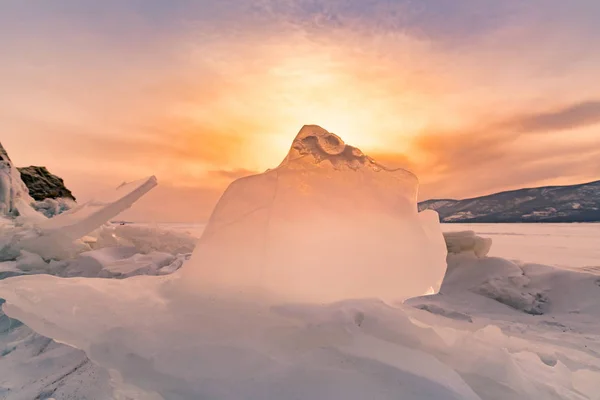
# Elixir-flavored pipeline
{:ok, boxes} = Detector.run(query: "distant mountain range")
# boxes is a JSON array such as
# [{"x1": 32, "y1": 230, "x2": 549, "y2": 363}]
[{"x1": 418, "y1": 180, "x2": 600, "y2": 223}]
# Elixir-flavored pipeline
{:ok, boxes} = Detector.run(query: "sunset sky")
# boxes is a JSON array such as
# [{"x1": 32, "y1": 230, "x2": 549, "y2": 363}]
[{"x1": 1, "y1": 1, "x2": 599, "y2": 222}]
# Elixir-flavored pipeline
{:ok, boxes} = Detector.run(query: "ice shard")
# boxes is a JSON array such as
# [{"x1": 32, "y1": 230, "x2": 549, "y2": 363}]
[
  {"x1": 17, "y1": 177, "x2": 158, "y2": 260},
  {"x1": 444, "y1": 231, "x2": 492, "y2": 258},
  {"x1": 0, "y1": 142, "x2": 34, "y2": 217},
  {"x1": 183, "y1": 125, "x2": 447, "y2": 303},
  {"x1": 38, "y1": 176, "x2": 158, "y2": 240}
]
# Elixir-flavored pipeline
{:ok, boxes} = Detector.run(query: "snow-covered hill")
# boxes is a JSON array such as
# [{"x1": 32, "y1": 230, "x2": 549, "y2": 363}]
[{"x1": 419, "y1": 180, "x2": 600, "y2": 223}]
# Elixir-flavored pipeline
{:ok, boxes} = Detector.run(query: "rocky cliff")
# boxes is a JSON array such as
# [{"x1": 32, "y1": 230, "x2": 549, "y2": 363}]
[{"x1": 18, "y1": 166, "x2": 76, "y2": 201}]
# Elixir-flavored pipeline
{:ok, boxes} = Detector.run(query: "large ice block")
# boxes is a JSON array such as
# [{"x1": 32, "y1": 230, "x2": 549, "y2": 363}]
[{"x1": 184, "y1": 125, "x2": 447, "y2": 303}]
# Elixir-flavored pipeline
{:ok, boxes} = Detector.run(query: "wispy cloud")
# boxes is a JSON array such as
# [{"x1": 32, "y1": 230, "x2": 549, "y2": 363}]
[
  {"x1": 403, "y1": 100, "x2": 600, "y2": 199},
  {"x1": 516, "y1": 100, "x2": 600, "y2": 133}
]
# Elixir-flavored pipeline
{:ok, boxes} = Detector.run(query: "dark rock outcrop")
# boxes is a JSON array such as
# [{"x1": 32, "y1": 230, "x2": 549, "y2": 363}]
[{"x1": 18, "y1": 166, "x2": 76, "y2": 201}]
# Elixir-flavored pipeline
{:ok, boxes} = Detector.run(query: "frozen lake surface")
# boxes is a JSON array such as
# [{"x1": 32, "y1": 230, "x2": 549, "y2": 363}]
[
  {"x1": 154, "y1": 222, "x2": 600, "y2": 270},
  {"x1": 442, "y1": 223, "x2": 600, "y2": 270}
]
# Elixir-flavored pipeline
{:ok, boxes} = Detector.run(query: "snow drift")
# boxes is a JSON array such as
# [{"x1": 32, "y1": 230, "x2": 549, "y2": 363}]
[{"x1": 2, "y1": 264, "x2": 600, "y2": 399}]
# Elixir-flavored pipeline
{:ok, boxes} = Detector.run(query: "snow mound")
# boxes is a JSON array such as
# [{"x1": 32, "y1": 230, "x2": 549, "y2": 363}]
[
  {"x1": 0, "y1": 276, "x2": 479, "y2": 399},
  {"x1": 428, "y1": 252, "x2": 600, "y2": 319},
  {"x1": 184, "y1": 125, "x2": 446, "y2": 303},
  {"x1": 439, "y1": 255, "x2": 549, "y2": 315},
  {"x1": 444, "y1": 231, "x2": 492, "y2": 257},
  {"x1": 0, "y1": 317, "x2": 112, "y2": 400},
  {"x1": 2, "y1": 274, "x2": 599, "y2": 400}
]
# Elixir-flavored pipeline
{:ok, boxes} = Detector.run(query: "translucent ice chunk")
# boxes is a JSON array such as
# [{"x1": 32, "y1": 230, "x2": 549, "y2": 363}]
[
  {"x1": 39, "y1": 177, "x2": 157, "y2": 240},
  {"x1": 0, "y1": 143, "x2": 34, "y2": 217},
  {"x1": 183, "y1": 126, "x2": 447, "y2": 303}
]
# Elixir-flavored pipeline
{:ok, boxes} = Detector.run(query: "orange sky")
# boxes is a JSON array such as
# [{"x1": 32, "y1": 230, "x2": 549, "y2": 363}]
[{"x1": 1, "y1": 1, "x2": 599, "y2": 221}]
